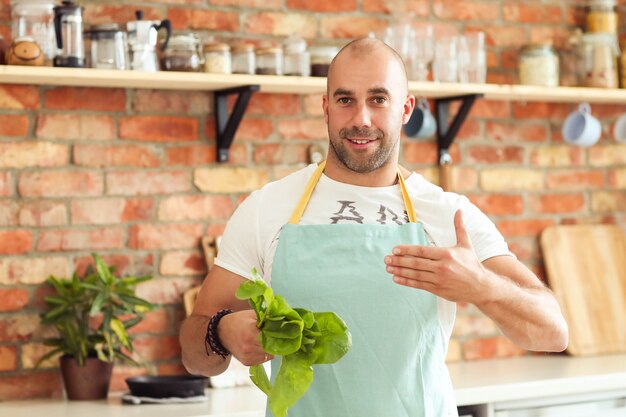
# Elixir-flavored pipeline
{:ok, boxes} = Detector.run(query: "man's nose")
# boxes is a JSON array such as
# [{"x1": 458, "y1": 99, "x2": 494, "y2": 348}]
[{"x1": 351, "y1": 103, "x2": 372, "y2": 128}]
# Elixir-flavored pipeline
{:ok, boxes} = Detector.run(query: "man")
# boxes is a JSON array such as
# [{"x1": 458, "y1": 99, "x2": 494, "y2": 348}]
[{"x1": 180, "y1": 38, "x2": 568, "y2": 417}]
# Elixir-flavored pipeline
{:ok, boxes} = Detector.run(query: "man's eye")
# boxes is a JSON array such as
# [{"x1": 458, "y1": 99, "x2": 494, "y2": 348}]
[
  {"x1": 372, "y1": 97, "x2": 387, "y2": 104},
  {"x1": 337, "y1": 97, "x2": 351, "y2": 104}
]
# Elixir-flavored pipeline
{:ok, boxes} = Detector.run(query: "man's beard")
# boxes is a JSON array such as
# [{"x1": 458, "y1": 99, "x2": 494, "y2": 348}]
[{"x1": 329, "y1": 126, "x2": 396, "y2": 173}]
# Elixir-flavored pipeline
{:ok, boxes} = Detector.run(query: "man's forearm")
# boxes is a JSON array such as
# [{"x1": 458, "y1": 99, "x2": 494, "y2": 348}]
[
  {"x1": 179, "y1": 314, "x2": 231, "y2": 376},
  {"x1": 477, "y1": 270, "x2": 568, "y2": 352}
]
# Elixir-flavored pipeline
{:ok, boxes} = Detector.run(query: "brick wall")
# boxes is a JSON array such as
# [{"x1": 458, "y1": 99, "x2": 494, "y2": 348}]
[{"x1": 1, "y1": 0, "x2": 626, "y2": 399}]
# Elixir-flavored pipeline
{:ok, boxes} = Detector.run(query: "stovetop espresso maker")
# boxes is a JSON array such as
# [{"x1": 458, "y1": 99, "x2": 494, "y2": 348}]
[
  {"x1": 53, "y1": 0, "x2": 84, "y2": 67},
  {"x1": 126, "y1": 10, "x2": 171, "y2": 71}
]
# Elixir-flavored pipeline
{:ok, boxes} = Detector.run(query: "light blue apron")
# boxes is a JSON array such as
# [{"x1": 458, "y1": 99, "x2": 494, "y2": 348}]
[{"x1": 269, "y1": 161, "x2": 457, "y2": 417}]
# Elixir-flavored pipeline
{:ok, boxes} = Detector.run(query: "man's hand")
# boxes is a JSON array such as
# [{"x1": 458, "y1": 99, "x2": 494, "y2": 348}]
[
  {"x1": 384, "y1": 209, "x2": 492, "y2": 304},
  {"x1": 218, "y1": 310, "x2": 274, "y2": 366}
]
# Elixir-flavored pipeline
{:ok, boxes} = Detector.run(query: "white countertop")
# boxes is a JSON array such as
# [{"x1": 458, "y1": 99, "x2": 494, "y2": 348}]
[{"x1": 2, "y1": 354, "x2": 626, "y2": 417}]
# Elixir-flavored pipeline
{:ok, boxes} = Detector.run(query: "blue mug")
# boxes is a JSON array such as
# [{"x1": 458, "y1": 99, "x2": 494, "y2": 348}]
[{"x1": 404, "y1": 98, "x2": 437, "y2": 139}]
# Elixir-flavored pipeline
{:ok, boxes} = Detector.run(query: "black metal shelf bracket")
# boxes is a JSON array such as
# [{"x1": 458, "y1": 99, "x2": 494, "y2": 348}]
[
  {"x1": 434, "y1": 94, "x2": 482, "y2": 166},
  {"x1": 214, "y1": 85, "x2": 260, "y2": 162}
]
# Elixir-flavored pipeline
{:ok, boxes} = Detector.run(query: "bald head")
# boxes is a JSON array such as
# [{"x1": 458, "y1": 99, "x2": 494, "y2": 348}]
[{"x1": 327, "y1": 38, "x2": 408, "y2": 94}]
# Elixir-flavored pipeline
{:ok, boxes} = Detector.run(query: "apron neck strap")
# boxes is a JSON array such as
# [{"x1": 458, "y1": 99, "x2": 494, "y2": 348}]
[{"x1": 288, "y1": 161, "x2": 418, "y2": 224}]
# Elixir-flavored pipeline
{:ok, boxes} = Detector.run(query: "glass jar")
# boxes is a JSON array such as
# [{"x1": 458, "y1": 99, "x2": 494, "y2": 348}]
[
  {"x1": 586, "y1": 0, "x2": 617, "y2": 34},
  {"x1": 11, "y1": 0, "x2": 56, "y2": 64},
  {"x1": 518, "y1": 43, "x2": 559, "y2": 87},
  {"x1": 578, "y1": 32, "x2": 619, "y2": 88},
  {"x1": 255, "y1": 47, "x2": 282, "y2": 75},
  {"x1": 231, "y1": 43, "x2": 255, "y2": 75},
  {"x1": 203, "y1": 42, "x2": 231, "y2": 74},
  {"x1": 309, "y1": 45, "x2": 338, "y2": 77},
  {"x1": 283, "y1": 35, "x2": 309, "y2": 76},
  {"x1": 159, "y1": 33, "x2": 203, "y2": 72}
]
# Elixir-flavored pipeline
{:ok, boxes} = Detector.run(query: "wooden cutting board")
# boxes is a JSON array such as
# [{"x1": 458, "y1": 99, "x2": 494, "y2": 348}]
[{"x1": 540, "y1": 225, "x2": 626, "y2": 356}]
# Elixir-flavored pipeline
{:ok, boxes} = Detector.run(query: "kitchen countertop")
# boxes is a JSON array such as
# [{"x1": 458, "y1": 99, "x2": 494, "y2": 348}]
[{"x1": 2, "y1": 354, "x2": 626, "y2": 416}]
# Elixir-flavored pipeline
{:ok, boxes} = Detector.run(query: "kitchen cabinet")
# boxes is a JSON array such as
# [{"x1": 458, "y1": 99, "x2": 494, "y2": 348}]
[{"x1": 1, "y1": 354, "x2": 625, "y2": 417}]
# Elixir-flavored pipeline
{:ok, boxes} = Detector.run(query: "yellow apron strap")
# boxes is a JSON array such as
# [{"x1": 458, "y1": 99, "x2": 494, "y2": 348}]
[
  {"x1": 288, "y1": 160, "x2": 327, "y2": 224},
  {"x1": 288, "y1": 161, "x2": 419, "y2": 224}
]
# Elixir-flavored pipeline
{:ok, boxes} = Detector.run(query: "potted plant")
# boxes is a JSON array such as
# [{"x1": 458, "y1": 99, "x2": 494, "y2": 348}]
[{"x1": 37, "y1": 253, "x2": 154, "y2": 400}]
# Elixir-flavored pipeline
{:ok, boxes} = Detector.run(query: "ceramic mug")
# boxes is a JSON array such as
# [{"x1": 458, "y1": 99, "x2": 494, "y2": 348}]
[
  {"x1": 561, "y1": 103, "x2": 601, "y2": 147},
  {"x1": 613, "y1": 113, "x2": 626, "y2": 143},
  {"x1": 404, "y1": 98, "x2": 437, "y2": 139}
]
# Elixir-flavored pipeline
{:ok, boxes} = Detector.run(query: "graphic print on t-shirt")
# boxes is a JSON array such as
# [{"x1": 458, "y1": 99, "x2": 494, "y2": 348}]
[{"x1": 329, "y1": 200, "x2": 409, "y2": 225}]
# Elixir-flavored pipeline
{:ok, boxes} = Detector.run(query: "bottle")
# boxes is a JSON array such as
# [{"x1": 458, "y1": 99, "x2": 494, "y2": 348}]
[
  {"x1": 586, "y1": 0, "x2": 618, "y2": 34},
  {"x1": 203, "y1": 42, "x2": 231, "y2": 74},
  {"x1": 518, "y1": 43, "x2": 559, "y2": 87},
  {"x1": 283, "y1": 35, "x2": 309, "y2": 76},
  {"x1": 231, "y1": 43, "x2": 255, "y2": 75},
  {"x1": 255, "y1": 47, "x2": 283, "y2": 75}
]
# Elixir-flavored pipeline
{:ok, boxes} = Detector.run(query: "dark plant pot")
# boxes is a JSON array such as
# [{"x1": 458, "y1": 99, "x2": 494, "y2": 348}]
[{"x1": 59, "y1": 356, "x2": 114, "y2": 400}]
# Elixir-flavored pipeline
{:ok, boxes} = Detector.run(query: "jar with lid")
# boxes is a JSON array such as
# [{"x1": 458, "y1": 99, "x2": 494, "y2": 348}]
[
  {"x1": 255, "y1": 47, "x2": 283, "y2": 75},
  {"x1": 11, "y1": 0, "x2": 56, "y2": 64},
  {"x1": 231, "y1": 43, "x2": 255, "y2": 75},
  {"x1": 518, "y1": 43, "x2": 559, "y2": 87},
  {"x1": 283, "y1": 35, "x2": 310, "y2": 76},
  {"x1": 203, "y1": 42, "x2": 231, "y2": 74},
  {"x1": 309, "y1": 45, "x2": 339, "y2": 77},
  {"x1": 159, "y1": 33, "x2": 203, "y2": 72},
  {"x1": 586, "y1": 0, "x2": 617, "y2": 34},
  {"x1": 578, "y1": 32, "x2": 619, "y2": 88}
]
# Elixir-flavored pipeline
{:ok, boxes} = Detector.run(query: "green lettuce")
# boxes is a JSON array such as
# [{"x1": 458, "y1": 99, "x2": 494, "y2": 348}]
[{"x1": 236, "y1": 268, "x2": 352, "y2": 417}]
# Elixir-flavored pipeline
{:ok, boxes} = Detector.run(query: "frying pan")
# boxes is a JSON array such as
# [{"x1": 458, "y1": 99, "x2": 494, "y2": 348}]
[{"x1": 125, "y1": 375, "x2": 209, "y2": 398}]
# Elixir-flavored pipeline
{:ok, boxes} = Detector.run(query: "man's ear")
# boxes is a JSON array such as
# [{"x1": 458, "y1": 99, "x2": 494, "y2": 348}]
[
  {"x1": 323, "y1": 94, "x2": 329, "y2": 125},
  {"x1": 402, "y1": 95, "x2": 416, "y2": 125}
]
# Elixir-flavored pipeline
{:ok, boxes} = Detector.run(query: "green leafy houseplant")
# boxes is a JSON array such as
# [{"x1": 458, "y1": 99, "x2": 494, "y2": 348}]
[{"x1": 38, "y1": 253, "x2": 154, "y2": 368}]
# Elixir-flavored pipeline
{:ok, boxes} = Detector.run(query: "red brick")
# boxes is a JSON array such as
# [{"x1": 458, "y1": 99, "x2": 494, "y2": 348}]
[
  {"x1": 462, "y1": 336, "x2": 527, "y2": 360},
  {"x1": 530, "y1": 27, "x2": 571, "y2": 49},
  {"x1": 0, "y1": 201, "x2": 19, "y2": 226},
  {"x1": 44, "y1": 87, "x2": 126, "y2": 112},
  {"x1": 106, "y1": 170, "x2": 191, "y2": 195},
  {"x1": 37, "y1": 228, "x2": 125, "y2": 252},
  {"x1": 209, "y1": 0, "x2": 280, "y2": 6},
  {"x1": 0, "y1": 230, "x2": 32, "y2": 254},
  {"x1": 133, "y1": 335, "x2": 181, "y2": 361},
  {"x1": 160, "y1": 250, "x2": 207, "y2": 276},
  {"x1": 253, "y1": 144, "x2": 310, "y2": 164},
  {"x1": 72, "y1": 198, "x2": 153, "y2": 225},
  {"x1": 589, "y1": 103, "x2": 626, "y2": 118},
  {"x1": 0, "y1": 345, "x2": 17, "y2": 371},
  {"x1": 512, "y1": 102, "x2": 570, "y2": 119},
  {"x1": 589, "y1": 144, "x2": 626, "y2": 166},
  {"x1": 496, "y1": 219, "x2": 555, "y2": 237},
  {"x1": 486, "y1": 122, "x2": 548, "y2": 143},
  {"x1": 503, "y1": 3, "x2": 563, "y2": 24},
  {"x1": 403, "y1": 142, "x2": 437, "y2": 164},
  {"x1": 320, "y1": 16, "x2": 388, "y2": 38},
  {"x1": 467, "y1": 145, "x2": 525, "y2": 164},
  {"x1": 362, "y1": 0, "x2": 429, "y2": 16},
  {"x1": 84, "y1": 4, "x2": 163, "y2": 25},
  {"x1": 0, "y1": 142, "x2": 69, "y2": 168},
  {"x1": 36, "y1": 114, "x2": 115, "y2": 141},
  {"x1": 304, "y1": 94, "x2": 324, "y2": 116},
  {"x1": 129, "y1": 308, "x2": 172, "y2": 335},
  {"x1": 206, "y1": 117, "x2": 273, "y2": 142},
  {"x1": 0, "y1": 372, "x2": 62, "y2": 400},
  {"x1": 470, "y1": 100, "x2": 511, "y2": 119},
  {"x1": 0, "y1": 257, "x2": 70, "y2": 285},
  {"x1": 166, "y1": 145, "x2": 217, "y2": 166},
  {"x1": 434, "y1": 0, "x2": 499, "y2": 20},
  {"x1": 0, "y1": 172, "x2": 12, "y2": 196},
  {"x1": 530, "y1": 193, "x2": 585, "y2": 214},
  {"x1": 135, "y1": 277, "x2": 199, "y2": 305},
  {"x1": 73, "y1": 253, "x2": 153, "y2": 280},
  {"x1": 157, "y1": 362, "x2": 188, "y2": 376},
  {"x1": 287, "y1": 0, "x2": 356, "y2": 12},
  {"x1": 245, "y1": 12, "x2": 317, "y2": 38},
  {"x1": 0, "y1": 289, "x2": 29, "y2": 312},
  {"x1": 0, "y1": 85, "x2": 40, "y2": 110},
  {"x1": 132, "y1": 90, "x2": 211, "y2": 114},
  {"x1": 467, "y1": 194, "x2": 524, "y2": 216},
  {"x1": 168, "y1": 8, "x2": 239, "y2": 31},
  {"x1": 0, "y1": 314, "x2": 40, "y2": 341},
  {"x1": 456, "y1": 119, "x2": 482, "y2": 141},
  {"x1": 451, "y1": 167, "x2": 478, "y2": 192},
  {"x1": 74, "y1": 144, "x2": 162, "y2": 168},
  {"x1": 507, "y1": 239, "x2": 537, "y2": 261},
  {"x1": 0, "y1": 114, "x2": 28, "y2": 136},
  {"x1": 129, "y1": 224, "x2": 204, "y2": 250},
  {"x1": 500, "y1": 49, "x2": 518, "y2": 70},
  {"x1": 120, "y1": 115, "x2": 198, "y2": 142},
  {"x1": 278, "y1": 118, "x2": 326, "y2": 140},
  {"x1": 546, "y1": 170, "x2": 605, "y2": 190},
  {"x1": 466, "y1": 25, "x2": 528, "y2": 48},
  {"x1": 18, "y1": 171, "x2": 103, "y2": 197},
  {"x1": 247, "y1": 94, "x2": 301, "y2": 116},
  {"x1": 0, "y1": 0, "x2": 10, "y2": 21},
  {"x1": 486, "y1": 72, "x2": 517, "y2": 85},
  {"x1": 158, "y1": 195, "x2": 234, "y2": 221},
  {"x1": 19, "y1": 201, "x2": 67, "y2": 227}
]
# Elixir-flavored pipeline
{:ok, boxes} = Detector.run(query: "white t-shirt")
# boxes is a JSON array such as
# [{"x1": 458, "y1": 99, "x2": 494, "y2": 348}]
[{"x1": 215, "y1": 163, "x2": 514, "y2": 341}]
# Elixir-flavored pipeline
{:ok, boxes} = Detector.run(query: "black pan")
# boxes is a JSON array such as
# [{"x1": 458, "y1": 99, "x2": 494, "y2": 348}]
[{"x1": 125, "y1": 375, "x2": 209, "y2": 398}]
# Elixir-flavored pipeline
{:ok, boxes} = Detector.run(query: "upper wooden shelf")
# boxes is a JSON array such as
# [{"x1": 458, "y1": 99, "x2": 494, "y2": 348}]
[{"x1": 2, "y1": 65, "x2": 626, "y2": 104}]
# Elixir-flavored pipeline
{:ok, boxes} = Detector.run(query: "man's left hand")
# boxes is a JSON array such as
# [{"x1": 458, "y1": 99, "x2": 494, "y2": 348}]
[{"x1": 384, "y1": 209, "x2": 492, "y2": 304}]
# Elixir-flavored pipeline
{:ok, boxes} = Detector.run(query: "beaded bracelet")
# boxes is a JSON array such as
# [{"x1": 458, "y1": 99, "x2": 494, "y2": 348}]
[{"x1": 205, "y1": 308, "x2": 234, "y2": 359}]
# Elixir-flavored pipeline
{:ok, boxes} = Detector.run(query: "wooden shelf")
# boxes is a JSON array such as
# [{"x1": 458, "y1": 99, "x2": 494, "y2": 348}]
[{"x1": 2, "y1": 65, "x2": 626, "y2": 104}]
